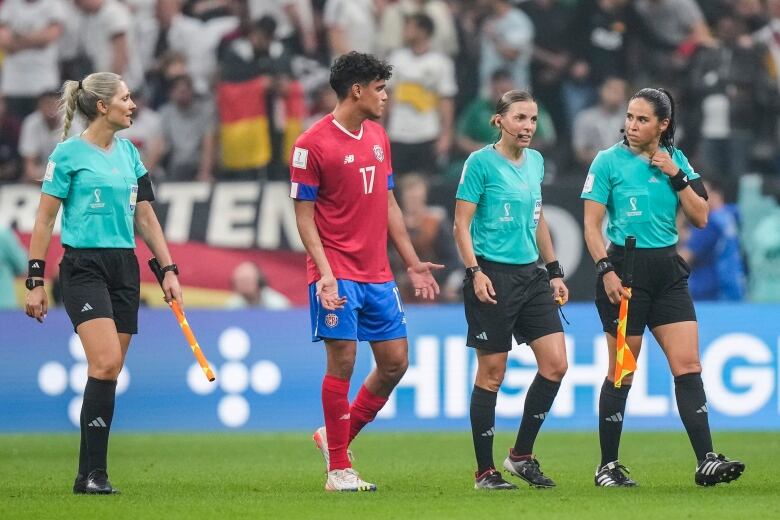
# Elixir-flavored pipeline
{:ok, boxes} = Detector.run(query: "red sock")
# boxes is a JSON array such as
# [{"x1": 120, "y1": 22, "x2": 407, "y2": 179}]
[
  {"x1": 349, "y1": 385, "x2": 388, "y2": 443},
  {"x1": 322, "y1": 375, "x2": 351, "y2": 471}
]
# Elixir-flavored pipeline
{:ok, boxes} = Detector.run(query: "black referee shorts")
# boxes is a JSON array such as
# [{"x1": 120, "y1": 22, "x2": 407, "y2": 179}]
[
  {"x1": 596, "y1": 245, "x2": 697, "y2": 337},
  {"x1": 463, "y1": 258, "x2": 563, "y2": 352},
  {"x1": 59, "y1": 247, "x2": 140, "y2": 334}
]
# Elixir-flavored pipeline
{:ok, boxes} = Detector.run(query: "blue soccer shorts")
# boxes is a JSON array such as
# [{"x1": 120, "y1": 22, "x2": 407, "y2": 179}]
[{"x1": 308, "y1": 279, "x2": 407, "y2": 342}]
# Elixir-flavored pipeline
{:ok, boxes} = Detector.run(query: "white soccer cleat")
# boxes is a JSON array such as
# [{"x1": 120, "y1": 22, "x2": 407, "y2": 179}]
[
  {"x1": 312, "y1": 426, "x2": 354, "y2": 472},
  {"x1": 325, "y1": 468, "x2": 376, "y2": 492}
]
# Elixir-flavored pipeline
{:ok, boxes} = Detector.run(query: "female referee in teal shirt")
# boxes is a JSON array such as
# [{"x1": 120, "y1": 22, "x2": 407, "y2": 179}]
[
  {"x1": 25, "y1": 72, "x2": 182, "y2": 495},
  {"x1": 454, "y1": 90, "x2": 569, "y2": 490},
  {"x1": 582, "y1": 87, "x2": 744, "y2": 487}
]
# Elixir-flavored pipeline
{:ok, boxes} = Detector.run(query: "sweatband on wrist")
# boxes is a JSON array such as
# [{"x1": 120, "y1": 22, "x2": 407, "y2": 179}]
[
  {"x1": 28, "y1": 259, "x2": 45, "y2": 278},
  {"x1": 670, "y1": 169, "x2": 690, "y2": 191}
]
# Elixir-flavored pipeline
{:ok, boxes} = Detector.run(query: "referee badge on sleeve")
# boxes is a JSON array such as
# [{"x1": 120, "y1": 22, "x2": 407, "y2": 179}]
[
  {"x1": 583, "y1": 173, "x2": 595, "y2": 193},
  {"x1": 44, "y1": 161, "x2": 55, "y2": 182}
]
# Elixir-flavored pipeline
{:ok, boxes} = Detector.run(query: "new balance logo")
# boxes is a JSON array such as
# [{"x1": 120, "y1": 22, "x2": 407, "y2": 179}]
[
  {"x1": 344, "y1": 154, "x2": 354, "y2": 164},
  {"x1": 533, "y1": 412, "x2": 548, "y2": 421},
  {"x1": 696, "y1": 404, "x2": 708, "y2": 414},
  {"x1": 88, "y1": 417, "x2": 107, "y2": 428},
  {"x1": 339, "y1": 413, "x2": 350, "y2": 420},
  {"x1": 81, "y1": 303, "x2": 93, "y2": 312},
  {"x1": 605, "y1": 412, "x2": 623, "y2": 423},
  {"x1": 481, "y1": 427, "x2": 495, "y2": 437},
  {"x1": 476, "y1": 332, "x2": 488, "y2": 341}
]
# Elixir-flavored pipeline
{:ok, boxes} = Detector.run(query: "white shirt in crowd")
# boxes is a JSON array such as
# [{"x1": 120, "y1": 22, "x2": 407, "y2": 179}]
[
  {"x1": 323, "y1": 0, "x2": 378, "y2": 57},
  {"x1": 386, "y1": 47, "x2": 457, "y2": 144},
  {"x1": 0, "y1": 0, "x2": 66, "y2": 97},
  {"x1": 19, "y1": 114, "x2": 83, "y2": 180},
  {"x1": 73, "y1": 0, "x2": 145, "y2": 90}
]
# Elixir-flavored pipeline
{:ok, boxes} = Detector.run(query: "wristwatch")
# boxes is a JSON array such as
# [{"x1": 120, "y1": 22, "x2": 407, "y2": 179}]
[
  {"x1": 465, "y1": 266, "x2": 482, "y2": 278},
  {"x1": 595, "y1": 259, "x2": 615, "y2": 276},
  {"x1": 161, "y1": 263, "x2": 179, "y2": 276},
  {"x1": 25, "y1": 278, "x2": 44, "y2": 290}
]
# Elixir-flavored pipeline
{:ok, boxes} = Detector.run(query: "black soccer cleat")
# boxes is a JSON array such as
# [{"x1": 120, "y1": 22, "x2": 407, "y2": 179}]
[
  {"x1": 695, "y1": 452, "x2": 745, "y2": 487},
  {"x1": 73, "y1": 474, "x2": 87, "y2": 494},
  {"x1": 85, "y1": 469, "x2": 120, "y2": 494},
  {"x1": 503, "y1": 453, "x2": 556, "y2": 488},
  {"x1": 594, "y1": 461, "x2": 638, "y2": 487},
  {"x1": 474, "y1": 468, "x2": 518, "y2": 490}
]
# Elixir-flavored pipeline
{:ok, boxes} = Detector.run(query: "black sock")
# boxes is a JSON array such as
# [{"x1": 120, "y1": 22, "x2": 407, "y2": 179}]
[
  {"x1": 470, "y1": 385, "x2": 497, "y2": 474},
  {"x1": 82, "y1": 377, "x2": 117, "y2": 473},
  {"x1": 513, "y1": 373, "x2": 561, "y2": 455},
  {"x1": 674, "y1": 372, "x2": 713, "y2": 462},
  {"x1": 77, "y1": 404, "x2": 87, "y2": 477},
  {"x1": 599, "y1": 378, "x2": 631, "y2": 467}
]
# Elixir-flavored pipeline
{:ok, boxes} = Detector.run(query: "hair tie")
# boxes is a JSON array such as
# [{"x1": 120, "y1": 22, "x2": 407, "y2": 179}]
[{"x1": 78, "y1": 80, "x2": 83, "y2": 90}]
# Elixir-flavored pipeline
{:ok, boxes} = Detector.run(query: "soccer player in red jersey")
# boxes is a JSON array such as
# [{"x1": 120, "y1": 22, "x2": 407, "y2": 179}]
[{"x1": 290, "y1": 52, "x2": 444, "y2": 492}]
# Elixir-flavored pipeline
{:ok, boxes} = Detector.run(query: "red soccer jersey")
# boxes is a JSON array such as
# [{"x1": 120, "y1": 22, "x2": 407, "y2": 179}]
[{"x1": 290, "y1": 114, "x2": 395, "y2": 284}]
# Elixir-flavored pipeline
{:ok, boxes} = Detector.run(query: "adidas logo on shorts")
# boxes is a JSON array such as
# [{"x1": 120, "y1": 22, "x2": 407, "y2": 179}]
[
  {"x1": 476, "y1": 332, "x2": 488, "y2": 341},
  {"x1": 81, "y1": 303, "x2": 93, "y2": 312}
]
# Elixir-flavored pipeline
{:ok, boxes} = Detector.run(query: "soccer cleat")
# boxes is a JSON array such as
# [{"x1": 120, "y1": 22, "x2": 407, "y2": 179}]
[
  {"x1": 502, "y1": 453, "x2": 556, "y2": 488},
  {"x1": 325, "y1": 468, "x2": 376, "y2": 492},
  {"x1": 73, "y1": 474, "x2": 87, "y2": 494},
  {"x1": 312, "y1": 426, "x2": 354, "y2": 472},
  {"x1": 594, "y1": 461, "x2": 637, "y2": 487},
  {"x1": 695, "y1": 452, "x2": 745, "y2": 487},
  {"x1": 474, "y1": 468, "x2": 517, "y2": 490},
  {"x1": 84, "y1": 469, "x2": 119, "y2": 494}
]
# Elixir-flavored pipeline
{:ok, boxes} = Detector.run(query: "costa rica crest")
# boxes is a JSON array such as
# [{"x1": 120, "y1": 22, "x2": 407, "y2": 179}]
[{"x1": 373, "y1": 145, "x2": 384, "y2": 162}]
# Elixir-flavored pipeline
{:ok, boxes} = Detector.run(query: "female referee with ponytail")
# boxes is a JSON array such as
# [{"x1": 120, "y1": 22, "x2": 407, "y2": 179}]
[
  {"x1": 581, "y1": 87, "x2": 744, "y2": 487},
  {"x1": 455, "y1": 89, "x2": 569, "y2": 490},
  {"x1": 25, "y1": 72, "x2": 181, "y2": 494}
]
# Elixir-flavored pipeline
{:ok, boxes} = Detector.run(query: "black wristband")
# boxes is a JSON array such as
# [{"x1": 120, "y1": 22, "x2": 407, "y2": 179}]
[
  {"x1": 28, "y1": 259, "x2": 45, "y2": 278},
  {"x1": 545, "y1": 261, "x2": 564, "y2": 279},
  {"x1": 670, "y1": 169, "x2": 690, "y2": 191},
  {"x1": 595, "y1": 257, "x2": 615, "y2": 276}
]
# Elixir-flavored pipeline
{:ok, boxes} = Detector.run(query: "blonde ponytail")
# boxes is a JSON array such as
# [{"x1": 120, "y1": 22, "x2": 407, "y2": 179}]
[
  {"x1": 59, "y1": 72, "x2": 123, "y2": 141},
  {"x1": 60, "y1": 80, "x2": 80, "y2": 141}
]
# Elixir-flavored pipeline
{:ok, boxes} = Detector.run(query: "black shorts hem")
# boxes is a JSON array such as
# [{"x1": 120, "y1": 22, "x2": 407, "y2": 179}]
[{"x1": 466, "y1": 342, "x2": 513, "y2": 353}]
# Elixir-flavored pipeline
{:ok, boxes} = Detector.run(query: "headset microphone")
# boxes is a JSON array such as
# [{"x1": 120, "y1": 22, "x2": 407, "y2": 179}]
[{"x1": 500, "y1": 124, "x2": 520, "y2": 138}]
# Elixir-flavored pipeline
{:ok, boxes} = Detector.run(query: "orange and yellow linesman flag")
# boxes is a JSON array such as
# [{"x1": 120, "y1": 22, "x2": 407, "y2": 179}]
[
  {"x1": 614, "y1": 236, "x2": 637, "y2": 389},
  {"x1": 148, "y1": 258, "x2": 216, "y2": 382}
]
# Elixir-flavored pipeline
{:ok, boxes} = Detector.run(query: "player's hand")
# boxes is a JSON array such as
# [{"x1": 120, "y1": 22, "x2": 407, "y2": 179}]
[
  {"x1": 163, "y1": 271, "x2": 183, "y2": 307},
  {"x1": 25, "y1": 285, "x2": 48, "y2": 323},
  {"x1": 316, "y1": 274, "x2": 346, "y2": 310},
  {"x1": 472, "y1": 271, "x2": 497, "y2": 305},
  {"x1": 603, "y1": 271, "x2": 630, "y2": 305},
  {"x1": 650, "y1": 150, "x2": 678, "y2": 176},
  {"x1": 550, "y1": 277, "x2": 568, "y2": 305},
  {"x1": 408, "y1": 262, "x2": 444, "y2": 301}
]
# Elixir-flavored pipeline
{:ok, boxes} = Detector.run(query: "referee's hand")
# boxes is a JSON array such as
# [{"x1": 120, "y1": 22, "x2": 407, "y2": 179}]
[
  {"x1": 603, "y1": 271, "x2": 630, "y2": 305},
  {"x1": 162, "y1": 271, "x2": 184, "y2": 307},
  {"x1": 473, "y1": 271, "x2": 497, "y2": 305},
  {"x1": 25, "y1": 285, "x2": 48, "y2": 323}
]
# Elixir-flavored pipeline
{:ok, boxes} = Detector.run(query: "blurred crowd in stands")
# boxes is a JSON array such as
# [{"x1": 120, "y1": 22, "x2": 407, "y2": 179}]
[{"x1": 3, "y1": 0, "x2": 779, "y2": 304}]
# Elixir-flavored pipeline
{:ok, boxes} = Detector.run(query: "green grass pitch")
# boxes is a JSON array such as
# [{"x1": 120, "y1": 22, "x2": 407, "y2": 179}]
[{"x1": 1, "y1": 431, "x2": 777, "y2": 519}]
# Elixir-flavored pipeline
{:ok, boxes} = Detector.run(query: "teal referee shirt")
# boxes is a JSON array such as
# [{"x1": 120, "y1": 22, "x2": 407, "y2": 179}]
[
  {"x1": 456, "y1": 145, "x2": 545, "y2": 265},
  {"x1": 42, "y1": 136, "x2": 147, "y2": 248},
  {"x1": 580, "y1": 142, "x2": 700, "y2": 248}
]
